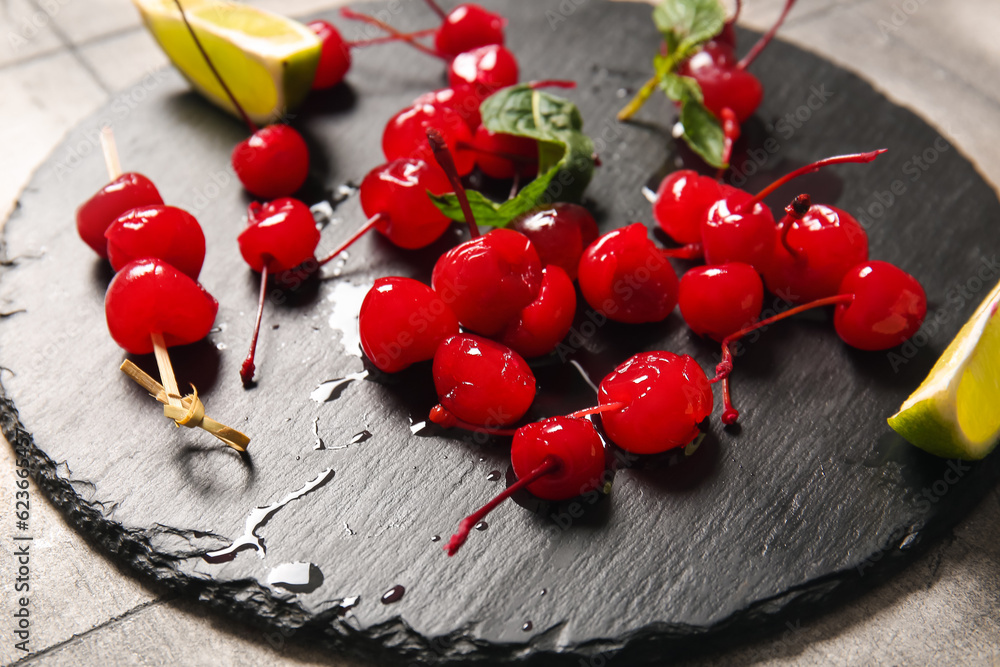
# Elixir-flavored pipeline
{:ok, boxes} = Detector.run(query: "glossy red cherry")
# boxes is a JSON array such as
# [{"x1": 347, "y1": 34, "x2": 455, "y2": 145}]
[
  {"x1": 500, "y1": 265, "x2": 576, "y2": 358},
  {"x1": 763, "y1": 198, "x2": 869, "y2": 304},
  {"x1": 309, "y1": 20, "x2": 351, "y2": 89},
  {"x1": 510, "y1": 203, "x2": 599, "y2": 281},
  {"x1": 431, "y1": 334, "x2": 535, "y2": 427},
  {"x1": 232, "y1": 125, "x2": 310, "y2": 200},
  {"x1": 415, "y1": 87, "x2": 482, "y2": 130},
  {"x1": 677, "y1": 41, "x2": 763, "y2": 123},
  {"x1": 105, "y1": 258, "x2": 218, "y2": 355},
  {"x1": 358, "y1": 158, "x2": 453, "y2": 250},
  {"x1": 578, "y1": 223, "x2": 679, "y2": 324},
  {"x1": 359, "y1": 277, "x2": 460, "y2": 373},
  {"x1": 679, "y1": 262, "x2": 764, "y2": 342},
  {"x1": 834, "y1": 261, "x2": 927, "y2": 351},
  {"x1": 653, "y1": 169, "x2": 721, "y2": 245},
  {"x1": 434, "y1": 3, "x2": 506, "y2": 58},
  {"x1": 598, "y1": 351, "x2": 713, "y2": 454},
  {"x1": 701, "y1": 185, "x2": 777, "y2": 271},
  {"x1": 383, "y1": 102, "x2": 475, "y2": 176},
  {"x1": 511, "y1": 417, "x2": 606, "y2": 501},
  {"x1": 431, "y1": 228, "x2": 543, "y2": 335},
  {"x1": 238, "y1": 198, "x2": 320, "y2": 273},
  {"x1": 471, "y1": 125, "x2": 538, "y2": 179},
  {"x1": 77, "y1": 173, "x2": 163, "y2": 258},
  {"x1": 105, "y1": 205, "x2": 206, "y2": 280},
  {"x1": 448, "y1": 44, "x2": 518, "y2": 102}
]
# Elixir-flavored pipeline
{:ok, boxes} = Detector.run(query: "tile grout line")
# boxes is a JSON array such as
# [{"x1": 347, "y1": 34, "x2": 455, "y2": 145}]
[
  {"x1": 23, "y1": 0, "x2": 113, "y2": 95},
  {"x1": 12, "y1": 597, "x2": 173, "y2": 665}
]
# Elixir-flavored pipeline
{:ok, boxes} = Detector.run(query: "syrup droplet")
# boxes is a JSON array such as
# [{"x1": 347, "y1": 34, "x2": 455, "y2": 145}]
[
  {"x1": 350, "y1": 430, "x2": 372, "y2": 444},
  {"x1": 486, "y1": 470, "x2": 501, "y2": 482},
  {"x1": 312, "y1": 417, "x2": 325, "y2": 450},
  {"x1": 430, "y1": 535, "x2": 441, "y2": 542},
  {"x1": 344, "y1": 522, "x2": 356, "y2": 536},
  {"x1": 522, "y1": 621, "x2": 533, "y2": 632},
  {"x1": 381, "y1": 585, "x2": 405, "y2": 605},
  {"x1": 410, "y1": 420, "x2": 428, "y2": 435},
  {"x1": 540, "y1": 588, "x2": 547, "y2": 596},
  {"x1": 310, "y1": 370, "x2": 369, "y2": 402},
  {"x1": 474, "y1": 521, "x2": 488, "y2": 532},
  {"x1": 327, "y1": 281, "x2": 373, "y2": 357},
  {"x1": 266, "y1": 561, "x2": 323, "y2": 593}
]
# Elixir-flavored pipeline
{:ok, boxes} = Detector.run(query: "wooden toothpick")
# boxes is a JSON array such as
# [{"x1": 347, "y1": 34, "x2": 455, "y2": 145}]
[
  {"x1": 100, "y1": 126, "x2": 122, "y2": 180},
  {"x1": 120, "y1": 360, "x2": 250, "y2": 452}
]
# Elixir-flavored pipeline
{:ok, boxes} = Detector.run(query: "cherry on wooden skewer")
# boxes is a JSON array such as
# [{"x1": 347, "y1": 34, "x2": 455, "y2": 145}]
[
  {"x1": 77, "y1": 127, "x2": 163, "y2": 258},
  {"x1": 105, "y1": 205, "x2": 206, "y2": 280}
]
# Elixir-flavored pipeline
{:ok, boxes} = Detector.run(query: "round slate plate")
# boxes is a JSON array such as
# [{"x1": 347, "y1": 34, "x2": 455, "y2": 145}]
[{"x1": 2, "y1": 0, "x2": 1000, "y2": 665}]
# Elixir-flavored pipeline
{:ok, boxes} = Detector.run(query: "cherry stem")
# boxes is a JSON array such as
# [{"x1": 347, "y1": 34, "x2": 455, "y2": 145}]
[
  {"x1": 720, "y1": 376, "x2": 739, "y2": 425},
  {"x1": 340, "y1": 8, "x2": 446, "y2": 60},
  {"x1": 660, "y1": 242, "x2": 704, "y2": 260},
  {"x1": 737, "y1": 0, "x2": 798, "y2": 70},
  {"x1": 712, "y1": 293, "x2": 855, "y2": 384},
  {"x1": 317, "y1": 213, "x2": 385, "y2": 266},
  {"x1": 740, "y1": 149, "x2": 887, "y2": 212},
  {"x1": 240, "y1": 260, "x2": 270, "y2": 387},
  {"x1": 455, "y1": 140, "x2": 538, "y2": 165},
  {"x1": 172, "y1": 0, "x2": 257, "y2": 134},
  {"x1": 445, "y1": 455, "x2": 561, "y2": 556},
  {"x1": 150, "y1": 331, "x2": 183, "y2": 408},
  {"x1": 344, "y1": 28, "x2": 436, "y2": 48},
  {"x1": 565, "y1": 402, "x2": 626, "y2": 420},
  {"x1": 508, "y1": 172, "x2": 521, "y2": 200},
  {"x1": 100, "y1": 127, "x2": 122, "y2": 180},
  {"x1": 717, "y1": 107, "x2": 740, "y2": 178},
  {"x1": 731, "y1": 0, "x2": 743, "y2": 24},
  {"x1": 422, "y1": 0, "x2": 447, "y2": 20},
  {"x1": 529, "y1": 79, "x2": 577, "y2": 90},
  {"x1": 778, "y1": 193, "x2": 811, "y2": 259},
  {"x1": 428, "y1": 128, "x2": 480, "y2": 238}
]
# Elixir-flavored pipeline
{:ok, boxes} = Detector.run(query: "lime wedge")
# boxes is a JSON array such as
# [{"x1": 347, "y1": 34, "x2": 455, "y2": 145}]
[
  {"x1": 889, "y1": 280, "x2": 1000, "y2": 460},
  {"x1": 132, "y1": 0, "x2": 321, "y2": 124}
]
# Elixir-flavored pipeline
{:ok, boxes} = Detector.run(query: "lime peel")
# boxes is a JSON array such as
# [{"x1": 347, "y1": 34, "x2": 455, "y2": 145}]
[{"x1": 889, "y1": 279, "x2": 1000, "y2": 460}]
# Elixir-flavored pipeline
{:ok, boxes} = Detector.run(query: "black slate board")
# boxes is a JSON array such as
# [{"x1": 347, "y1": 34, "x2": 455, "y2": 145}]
[{"x1": 2, "y1": 0, "x2": 1000, "y2": 664}]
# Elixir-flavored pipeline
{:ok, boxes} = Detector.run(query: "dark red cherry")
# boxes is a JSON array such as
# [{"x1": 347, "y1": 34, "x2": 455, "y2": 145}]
[
  {"x1": 834, "y1": 261, "x2": 927, "y2": 351},
  {"x1": 309, "y1": 20, "x2": 351, "y2": 89},
  {"x1": 598, "y1": 351, "x2": 713, "y2": 454},
  {"x1": 653, "y1": 169, "x2": 722, "y2": 245},
  {"x1": 472, "y1": 125, "x2": 538, "y2": 179},
  {"x1": 232, "y1": 125, "x2": 310, "y2": 200},
  {"x1": 578, "y1": 223, "x2": 679, "y2": 324},
  {"x1": 238, "y1": 198, "x2": 320, "y2": 273},
  {"x1": 448, "y1": 44, "x2": 518, "y2": 102},
  {"x1": 763, "y1": 203, "x2": 869, "y2": 304},
  {"x1": 383, "y1": 102, "x2": 475, "y2": 176},
  {"x1": 679, "y1": 262, "x2": 764, "y2": 342},
  {"x1": 360, "y1": 158, "x2": 454, "y2": 249},
  {"x1": 77, "y1": 173, "x2": 163, "y2": 258},
  {"x1": 359, "y1": 277, "x2": 460, "y2": 373},
  {"x1": 431, "y1": 228, "x2": 542, "y2": 336},
  {"x1": 105, "y1": 258, "x2": 218, "y2": 355},
  {"x1": 105, "y1": 205, "x2": 206, "y2": 280},
  {"x1": 677, "y1": 41, "x2": 762, "y2": 122},
  {"x1": 510, "y1": 203, "x2": 599, "y2": 281},
  {"x1": 500, "y1": 265, "x2": 576, "y2": 358},
  {"x1": 701, "y1": 186, "x2": 776, "y2": 271},
  {"x1": 435, "y1": 3, "x2": 506, "y2": 58},
  {"x1": 431, "y1": 334, "x2": 535, "y2": 427},
  {"x1": 511, "y1": 417, "x2": 605, "y2": 500}
]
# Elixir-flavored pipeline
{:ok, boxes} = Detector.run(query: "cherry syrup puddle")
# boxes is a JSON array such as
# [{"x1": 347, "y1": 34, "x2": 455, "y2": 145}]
[
  {"x1": 267, "y1": 561, "x2": 324, "y2": 593},
  {"x1": 204, "y1": 468, "x2": 335, "y2": 563}
]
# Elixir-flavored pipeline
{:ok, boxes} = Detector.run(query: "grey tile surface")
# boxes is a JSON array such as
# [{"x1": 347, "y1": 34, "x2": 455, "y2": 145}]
[{"x1": 2, "y1": 0, "x2": 999, "y2": 665}]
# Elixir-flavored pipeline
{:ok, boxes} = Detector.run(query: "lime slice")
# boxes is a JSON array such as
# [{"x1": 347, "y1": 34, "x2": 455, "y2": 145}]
[
  {"x1": 889, "y1": 279, "x2": 1000, "y2": 460},
  {"x1": 132, "y1": 0, "x2": 321, "y2": 124}
]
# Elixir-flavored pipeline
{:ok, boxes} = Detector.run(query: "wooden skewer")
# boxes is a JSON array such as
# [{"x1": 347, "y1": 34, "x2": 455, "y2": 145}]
[
  {"x1": 100, "y1": 126, "x2": 122, "y2": 180},
  {"x1": 150, "y1": 332, "x2": 183, "y2": 409},
  {"x1": 120, "y1": 360, "x2": 250, "y2": 452}
]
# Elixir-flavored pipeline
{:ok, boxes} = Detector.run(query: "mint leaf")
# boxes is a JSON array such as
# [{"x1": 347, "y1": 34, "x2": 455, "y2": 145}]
[
  {"x1": 431, "y1": 85, "x2": 595, "y2": 227},
  {"x1": 679, "y1": 97, "x2": 726, "y2": 168},
  {"x1": 657, "y1": 69, "x2": 704, "y2": 104},
  {"x1": 653, "y1": 0, "x2": 727, "y2": 57}
]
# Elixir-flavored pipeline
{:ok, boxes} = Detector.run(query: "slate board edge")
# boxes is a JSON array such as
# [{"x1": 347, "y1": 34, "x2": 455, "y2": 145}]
[{"x1": 0, "y1": 378, "x2": 969, "y2": 665}]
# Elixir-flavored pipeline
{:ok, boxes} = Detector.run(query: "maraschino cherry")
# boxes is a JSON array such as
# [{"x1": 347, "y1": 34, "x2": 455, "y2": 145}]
[
  {"x1": 77, "y1": 128, "x2": 163, "y2": 258},
  {"x1": 444, "y1": 415, "x2": 606, "y2": 556},
  {"x1": 712, "y1": 260, "x2": 927, "y2": 424},
  {"x1": 105, "y1": 205, "x2": 206, "y2": 280},
  {"x1": 358, "y1": 277, "x2": 459, "y2": 373},
  {"x1": 172, "y1": 0, "x2": 309, "y2": 199},
  {"x1": 383, "y1": 101, "x2": 476, "y2": 175},
  {"x1": 678, "y1": 262, "x2": 763, "y2": 342},
  {"x1": 510, "y1": 203, "x2": 599, "y2": 281},
  {"x1": 499, "y1": 265, "x2": 577, "y2": 359}
]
